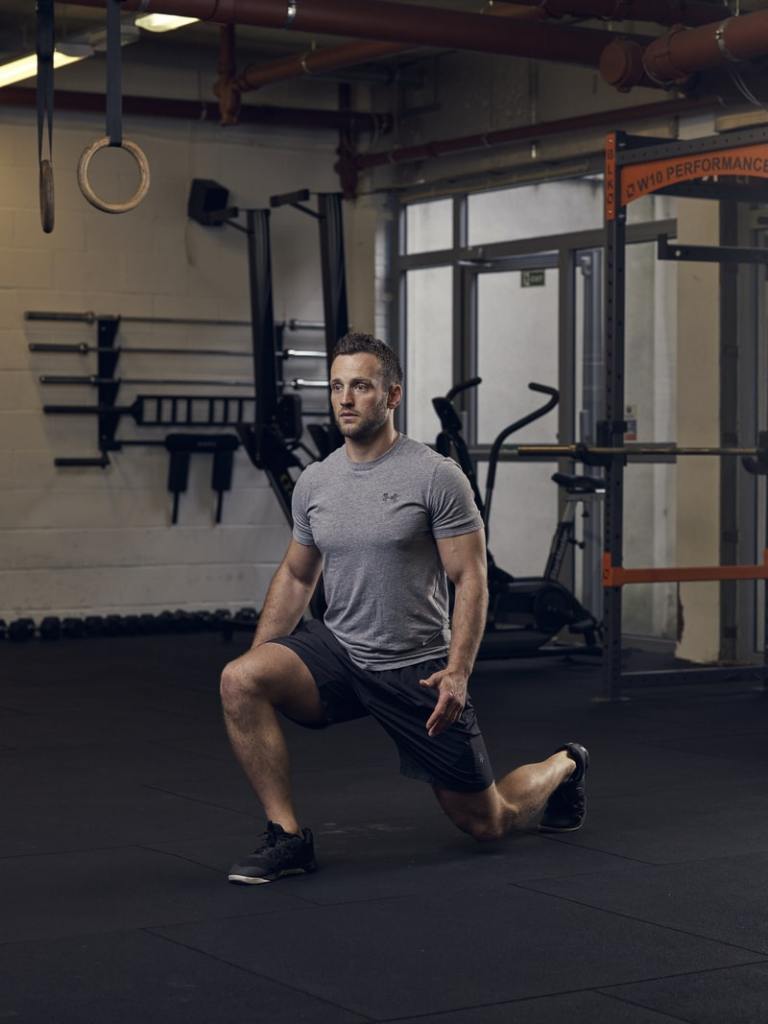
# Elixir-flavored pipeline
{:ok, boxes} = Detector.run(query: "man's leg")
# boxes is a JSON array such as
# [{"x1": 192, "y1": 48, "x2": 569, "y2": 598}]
[
  {"x1": 434, "y1": 750, "x2": 575, "y2": 841},
  {"x1": 220, "y1": 642, "x2": 326, "y2": 836}
]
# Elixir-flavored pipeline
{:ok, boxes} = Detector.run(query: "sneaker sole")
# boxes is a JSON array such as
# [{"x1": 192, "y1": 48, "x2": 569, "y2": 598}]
[
  {"x1": 538, "y1": 811, "x2": 587, "y2": 834},
  {"x1": 227, "y1": 865, "x2": 316, "y2": 885}
]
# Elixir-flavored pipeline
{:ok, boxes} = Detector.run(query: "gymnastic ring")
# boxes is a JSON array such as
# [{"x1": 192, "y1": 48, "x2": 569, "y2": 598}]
[
  {"x1": 77, "y1": 136, "x2": 150, "y2": 214},
  {"x1": 39, "y1": 158, "x2": 54, "y2": 234}
]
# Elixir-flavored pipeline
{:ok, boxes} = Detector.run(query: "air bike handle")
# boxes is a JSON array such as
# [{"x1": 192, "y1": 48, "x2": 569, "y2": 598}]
[
  {"x1": 485, "y1": 382, "x2": 560, "y2": 538},
  {"x1": 445, "y1": 377, "x2": 482, "y2": 402}
]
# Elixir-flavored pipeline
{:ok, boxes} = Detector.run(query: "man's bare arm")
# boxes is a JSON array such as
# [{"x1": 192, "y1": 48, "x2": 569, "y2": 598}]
[
  {"x1": 251, "y1": 539, "x2": 323, "y2": 649},
  {"x1": 419, "y1": 530, "x2": 488, "y2": 736},
  {"x1": 437, "y1": 529, "x2": 489, "y2": 677}
]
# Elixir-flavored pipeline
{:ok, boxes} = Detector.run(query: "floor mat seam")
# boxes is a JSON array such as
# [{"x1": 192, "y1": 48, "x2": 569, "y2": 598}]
[
  {"x1": 537, "y1": 834, "x2": 657, "y2": 865},
  {"x1": 140, "y1": 927, "x2": 377, "y2": 1021},
  {"x1": 370, "y1": 977, "x2": 700, "y2": 1023},
  {"x1": 596, "y1": 956, "x2": 768, "y2": 994},
  {"x1": 597, "y1": 987, "x2": 698, "y2": 1023},
  {"x1": 139, "y1": 782, "x2": 255, "y2": 817},
  {"x1": 508, "y1": 882, "x2": 768, "y2": 958}
]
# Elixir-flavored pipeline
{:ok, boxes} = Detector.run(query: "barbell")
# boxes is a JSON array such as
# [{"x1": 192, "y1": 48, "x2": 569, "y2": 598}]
[{"x1": 512, "y1": 442, "x2": 767, "y2": 461}]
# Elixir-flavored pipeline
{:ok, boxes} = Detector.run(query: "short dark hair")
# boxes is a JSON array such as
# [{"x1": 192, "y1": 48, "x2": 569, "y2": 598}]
[{"x1": 331, "y1": 332, "x2": 403, "y2": 392}]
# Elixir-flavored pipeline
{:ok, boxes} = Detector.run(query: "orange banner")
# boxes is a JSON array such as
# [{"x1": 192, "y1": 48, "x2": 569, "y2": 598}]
[{"x1": 620, "y1": 143, "x2": 768, "y2": 207}]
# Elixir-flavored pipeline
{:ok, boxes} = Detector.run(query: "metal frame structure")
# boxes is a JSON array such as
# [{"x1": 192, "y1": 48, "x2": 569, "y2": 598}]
[
  {"x1": 237, "y1": 195, "x2": 348, "y2": 521},
  {"x1": 602, "y1": 127, "x2": 768, "y2": 700},
  {"x1": 391, "y1": 188, "x2": 677, "y2": 610}
]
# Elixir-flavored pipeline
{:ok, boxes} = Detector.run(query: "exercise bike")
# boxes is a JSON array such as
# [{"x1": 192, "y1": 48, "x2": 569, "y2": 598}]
[{"x1": 432, "y1": 378, "x2": 604, "y2": 659}]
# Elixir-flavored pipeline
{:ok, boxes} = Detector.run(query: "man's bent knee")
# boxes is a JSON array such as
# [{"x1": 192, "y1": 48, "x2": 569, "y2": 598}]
[
  {"x1": 220, "y1": 643, "x2": 325, "y2": 727},
  {"x1": 220, "y1": 655, "x2": 265, "y2": 710}
]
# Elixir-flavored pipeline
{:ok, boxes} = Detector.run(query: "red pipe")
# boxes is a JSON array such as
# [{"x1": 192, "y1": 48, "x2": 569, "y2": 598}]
[
  {"x1": 498, "y1": 0, "x2": 729, "y2": 28},
  {"x1": 352, "y1": 96, "x2": 722, "y2": 170},
  {"x1": 64, "y1": 0, "x2": 630, "y2": 67},
  {"x1": 0, "y1": 86, "x2": 392, "y2": 133},
  {"x1": 215, "y1": 23, "x2": 239, "y2": 123},
  {"x1": 235, "y1": 41, "x2": 408, "y2": 93},
  {"x1": 230, "y1": 2, "x2": 545, "y2": 95},
  {"x1": 601, "y1": 8, "x2": 768, "y2": 88}
]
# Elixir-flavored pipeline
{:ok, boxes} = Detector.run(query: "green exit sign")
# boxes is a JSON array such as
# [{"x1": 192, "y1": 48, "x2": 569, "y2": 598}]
[{"x1": 521, "y1": 270, "x2": 546, "y2": 287}]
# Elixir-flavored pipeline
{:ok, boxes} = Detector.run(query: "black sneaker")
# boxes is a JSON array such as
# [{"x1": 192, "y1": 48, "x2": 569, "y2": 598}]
[
  {"x1": 228, "y1": 821, "x2": 317, "y2": 884},
  {"x1": 539, "y1": 742, "x2": 589, "y2": 833}
]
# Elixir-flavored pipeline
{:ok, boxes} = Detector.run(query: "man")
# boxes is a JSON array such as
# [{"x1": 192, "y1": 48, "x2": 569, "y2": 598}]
[{"x1": 220, "y1": 332, "x2": 588, "y2": 885}]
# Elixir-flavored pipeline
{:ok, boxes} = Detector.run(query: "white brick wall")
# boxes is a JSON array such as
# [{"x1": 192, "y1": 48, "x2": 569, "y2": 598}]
[{"x1": 0, "y1": 101, "x2": 341, "y2": 623}]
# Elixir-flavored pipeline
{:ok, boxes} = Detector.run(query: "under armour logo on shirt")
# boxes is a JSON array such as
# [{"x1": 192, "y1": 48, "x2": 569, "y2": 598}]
[{"x1": 382, "y1": 492, "x2": 399, "y2": 503}]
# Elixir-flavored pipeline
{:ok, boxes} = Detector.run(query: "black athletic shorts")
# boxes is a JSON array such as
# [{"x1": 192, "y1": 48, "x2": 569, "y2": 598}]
[{"x1": 270, "y1": 619, "x2": 495, "y2": 793}]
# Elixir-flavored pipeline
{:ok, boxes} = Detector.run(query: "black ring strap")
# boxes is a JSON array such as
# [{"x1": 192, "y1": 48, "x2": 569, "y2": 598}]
[
  {"x1": 76, "y1": 0, "x2": 150, "y2": 214},
  {"x1": 36, "y1": 0, "x2": 55, "y2": 233},
  {"x1": 106, "y1": 0, "x2": 123, "y2": 147}
]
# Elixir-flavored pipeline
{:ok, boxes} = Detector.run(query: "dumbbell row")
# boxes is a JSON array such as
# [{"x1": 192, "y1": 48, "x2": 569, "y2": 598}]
[{"x1": 0, "y1": 607, "x2": 260, "y2": 642}]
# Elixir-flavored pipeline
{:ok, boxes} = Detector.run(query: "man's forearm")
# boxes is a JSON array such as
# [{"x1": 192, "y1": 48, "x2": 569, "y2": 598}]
[
  {"x1": 447, "y1": 575, "x2": 488, "y2": 677},
  {"x1": 251, "y1": 567, "x2": 314, "y2": 649}
]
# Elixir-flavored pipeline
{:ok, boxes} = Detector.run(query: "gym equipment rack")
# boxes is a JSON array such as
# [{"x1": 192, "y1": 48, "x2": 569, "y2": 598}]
[{"x1": 599, "y1": 125, "x2": 768, "y2": 700}]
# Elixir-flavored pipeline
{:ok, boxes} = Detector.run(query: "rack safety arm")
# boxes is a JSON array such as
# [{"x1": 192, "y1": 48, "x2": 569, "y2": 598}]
[{"x1": 602, "y1": 550, "x2": 768, "y2": 587}]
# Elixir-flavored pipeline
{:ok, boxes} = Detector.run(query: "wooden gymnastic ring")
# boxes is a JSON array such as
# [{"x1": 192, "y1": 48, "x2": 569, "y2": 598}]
[
  {"x1": 39, "y1": 158, "x2": 55, "y2": 233},
  {"x1": 77, "y1": 136, "x2": 150, "y2": 214}
]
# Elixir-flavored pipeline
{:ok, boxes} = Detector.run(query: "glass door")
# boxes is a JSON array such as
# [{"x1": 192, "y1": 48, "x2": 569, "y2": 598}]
[{"x1": 469, "y1": 257, "x2": 563, "y2": 579}]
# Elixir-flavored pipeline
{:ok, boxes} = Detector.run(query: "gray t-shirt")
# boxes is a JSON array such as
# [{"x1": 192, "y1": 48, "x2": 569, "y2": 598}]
[{"x1": 291, "y1": 433, "x2": 484, "y2": 670}]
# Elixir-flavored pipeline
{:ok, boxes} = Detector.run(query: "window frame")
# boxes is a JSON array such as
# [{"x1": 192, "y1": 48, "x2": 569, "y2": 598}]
[{"x1": 392, "y1": 185, "x2": 677, "y2": 461}]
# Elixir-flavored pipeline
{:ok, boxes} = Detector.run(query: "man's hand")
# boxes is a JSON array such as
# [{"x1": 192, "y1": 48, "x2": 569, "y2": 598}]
[{"x1": 419, "y1": 669, "x2": 469, "y2": 737}]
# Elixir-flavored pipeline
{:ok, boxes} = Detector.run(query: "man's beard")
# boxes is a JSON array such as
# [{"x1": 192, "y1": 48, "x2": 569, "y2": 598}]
[{"x1": 340, "y1": 399, "x2": 388, "y2": 440}]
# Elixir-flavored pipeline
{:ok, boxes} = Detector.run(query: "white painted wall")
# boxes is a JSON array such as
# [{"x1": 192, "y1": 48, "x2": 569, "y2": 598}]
[{"x1": 0, "y1": 99, "x2": 340, "y2": 623}]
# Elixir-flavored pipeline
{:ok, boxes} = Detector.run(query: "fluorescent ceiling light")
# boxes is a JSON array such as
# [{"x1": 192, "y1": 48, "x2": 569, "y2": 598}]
[
  {"x1": 0, "y1": 44, "x2": 93, "y2": 89},
  {"x1": 134, "y1": 13, "x2": 199, "y2": 32}
]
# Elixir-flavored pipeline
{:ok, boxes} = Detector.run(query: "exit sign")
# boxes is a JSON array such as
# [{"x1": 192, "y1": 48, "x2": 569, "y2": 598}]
[{"x1": 521, "y1": 270, "x2": 546, "y2": 287}]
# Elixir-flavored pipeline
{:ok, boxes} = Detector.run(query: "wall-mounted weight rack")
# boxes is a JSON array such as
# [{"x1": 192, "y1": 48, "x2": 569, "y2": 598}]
[
  {"x1": 28, "y1": 308, "x2": 328, "y2": 522},
  {"x1": 28, "y1": 310, "x2": 328, "y2": 467}
]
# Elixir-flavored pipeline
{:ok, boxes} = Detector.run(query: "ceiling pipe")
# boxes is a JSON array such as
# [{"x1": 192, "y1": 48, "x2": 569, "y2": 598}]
[
  {"x1": 215, "y1": 31, "x2": 408, "y2": 122},
  {"x1": 350, "y1": 95, "x2": 725, "y2": 171},
  {"x1": 64, "y1": 0, "x2": 640, "y2": 67},
  {"x1": 0, "y1": 86, "x2": 391, "y2": 133},
  {"x1": 234, "y1": 40, "x2": 408, "y2": 93},
  {"x1": 496, "y1": 0, "x2": 730, "y2": 29},
  {"x1": 600, "y1": 8, "x2": 768, "y2": 89},
  {"x1": 226, "y1": 1, "x2": 545, "y2": 100},
  {"x1": 215, "y1": 23, "x2": 239, "y2": 122}
]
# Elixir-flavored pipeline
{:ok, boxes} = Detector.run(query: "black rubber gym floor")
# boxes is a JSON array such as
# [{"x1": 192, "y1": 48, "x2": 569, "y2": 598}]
[{"x1": 3, "y1": 633, "x2": 768, "y2": 1023}]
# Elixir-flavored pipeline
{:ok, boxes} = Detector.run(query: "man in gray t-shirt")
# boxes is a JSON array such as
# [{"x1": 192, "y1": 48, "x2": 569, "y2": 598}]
[
  {"x1": 291, "y1": 431, "x2": 483, "y2": 670},
  {"x1": 220, "y1": 332, "x2": 589, "y2": 885}
]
